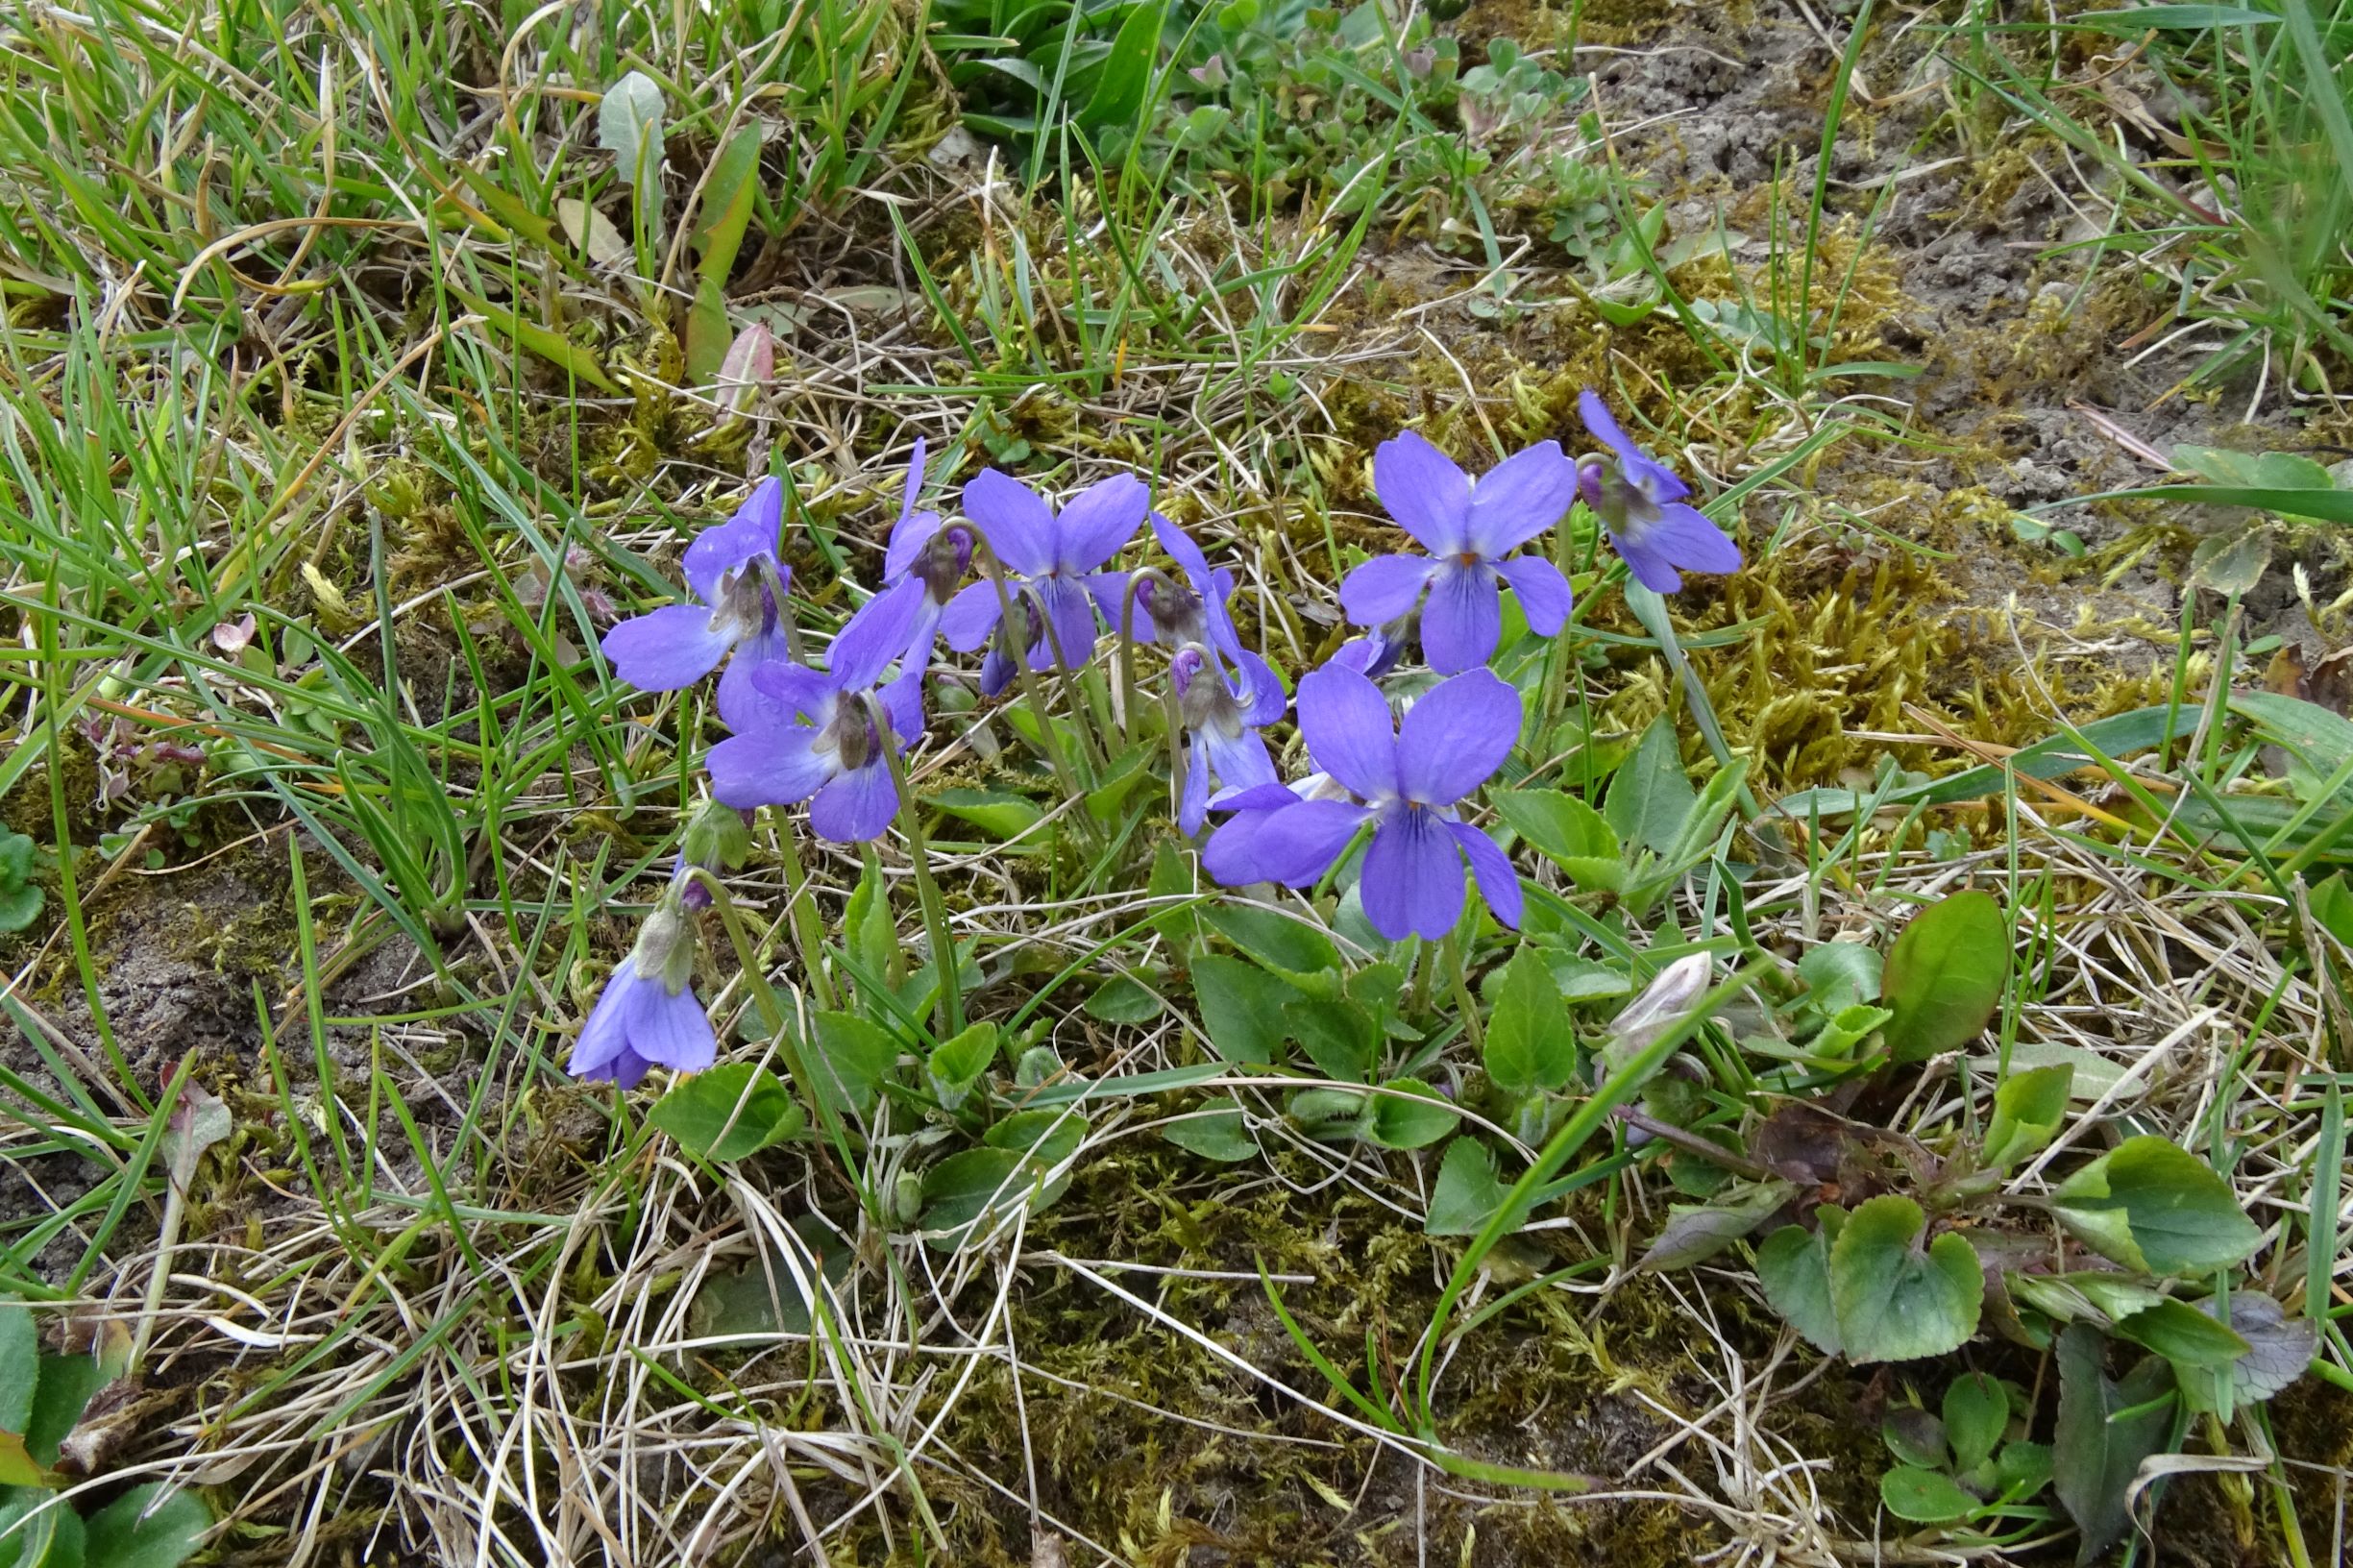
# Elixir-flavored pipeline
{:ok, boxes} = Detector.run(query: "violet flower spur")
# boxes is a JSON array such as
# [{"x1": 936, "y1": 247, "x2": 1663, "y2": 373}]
[
  {"x1": 601, "y1": 477, "x2": 794, "y2": 718},
  {"x1": 1202, "y1": 664, "x2": 1525, "y2": 941},
  {"x1": 1338, "y1": 430, "x2": 1579, "y2": 674},
  {"x1": 569, "y1": 886, "x2": 717, "y2": 1089},
  {"x1": 1575, "y1": 390, "x2": 1743, "y2": 594},
  {"x1": 1170, "y1": 645, "x2": 1285, "y2": 835},
  {"x1": 877, "y1": 437, "x2": 969, "y2": 724},
  {"x1": 705, "y1": 582, "x2": 925, "y2": 843},
  {"x1": 937, "y1": 468, "x2": 1148, "y2": 680}
]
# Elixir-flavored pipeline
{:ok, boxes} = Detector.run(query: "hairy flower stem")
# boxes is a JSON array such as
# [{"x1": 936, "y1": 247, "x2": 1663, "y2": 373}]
[
  {"x1": 880, "y1": 709, "x2": 965, "y2": 1039},
  {"x1": 1115, "y1": 571, "x2": 1151, "y2": 750}
]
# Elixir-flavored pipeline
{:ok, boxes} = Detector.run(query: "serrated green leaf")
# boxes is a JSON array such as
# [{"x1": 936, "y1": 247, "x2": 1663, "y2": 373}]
[
  {"x1": 1603, "y1": 716, "x2": 1696, "y2": 856},
  {"x1": 1881, "y1": 891, "x2": 2009, "y2": 1064},
  {"x1": 1286, "y1": 994, "x2": 1376, "y2": 1083},
  {"x1": 0, "y1": 884, "x2": 38, "y2": 934},
  {"x1": 2052, "y1": 1137, "x2": 2263, "y2": 1276},
  {"x1": 1798, "y1": 940, "x2": 1881, "y2": 1013},
  {"x1": 1491, "y1": 788, "x2": 1620, "y2": 874},
  {"x1": 1827, "y1": 1194, "x2": 1983, "y2": 1363},
  {"x1": 1998, "y1": 1438, "x2": 2055, "y2": 1499},
  {"x1": 1189, "y1": 954, "x2": 1295, "y2": 1066},
  {"x1": 1755, "y1": 1213, "x2": 1843, "y2": 1355},
  {"x1": 1483, "y1": 944, "x2": 1577, "y2": 1093},
  {"x1": 1426, "y1": 1136, "x2": 1509, "y2": 1237},
  {"x1": 2112, "y1": 1296, "x2": 2252, "y2": 1369},
  {"x1": 807, "y1": 1011, "x2": 901, "y2": 1119}
]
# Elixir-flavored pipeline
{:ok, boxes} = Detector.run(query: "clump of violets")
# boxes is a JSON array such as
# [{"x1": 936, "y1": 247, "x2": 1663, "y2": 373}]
[
  {"x1": 569, "y1": 880, "x2": 717, "y2": 1089},
  {"x1": 939, "y1": 468, "x2": 1148, "y2": 693},
  {"x1": 601, "y1": 477, "x2": 792, "y2": 718},
  {"x1": 706, "y1": 581, "x2": 924, "y2": 843},
  {"x1": 1339, "y1": 431, "x2": 1579, "y2": 674},
  {"x1": 1205, "y1": 664, "x2": 1523, "y2": 941},
  {"x1": 1577, "y1": 390, "x2": 1742, "y2": 594}
]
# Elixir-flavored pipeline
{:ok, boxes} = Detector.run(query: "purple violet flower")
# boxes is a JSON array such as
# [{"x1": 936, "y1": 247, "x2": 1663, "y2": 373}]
[
  {"x1": 1338, "y1": 431, "x2": 1579, "y2": 674},
  {"x1": 1171, "y1": 645, "x2": 1286, "y2": 835},
  {"x1": 1122, "y1": 516, "x2": 1253, "y2": 668},
  {"x1": 877, "y1": 437, "x2": 968, "y2": 726},
  {"x1": 570, "y1": 892, "x2": 717, "y2": 1089},
  {"x1": 601, "y1": 477, "x2": 793, "y2": 718},
  {"x1": 937, "y1": 468, "x2": 1148, "y2": 688},
  {"x1": 1576, "y1": 391, "x2": 1743, "y2": 594},
  {"x1": 1203, "y1": 664, "x2": 1524, "y2": 941},
  {"x1": 705, "y1": 583, "x2": 925, "y2": 843}
]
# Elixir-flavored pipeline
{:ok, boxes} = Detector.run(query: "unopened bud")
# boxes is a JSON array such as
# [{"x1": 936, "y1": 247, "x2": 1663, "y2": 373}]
[{"x1": 1600, "y1": 953, "x2": 1714, "y2": 1078}]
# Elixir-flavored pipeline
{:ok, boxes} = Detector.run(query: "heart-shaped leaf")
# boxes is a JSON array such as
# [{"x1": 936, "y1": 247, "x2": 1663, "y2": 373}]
[
  {"x1": 1426, "y1": 1136, "x2": 1509, "y2": 1237},
  {"x1": 1827, "y1": 1194, "x2": 1984, "y2": 1363},
  {"x1": 1755, "y1": 1208, "x2": 1845, "y2": 1355},
  {"x1": 1483, "y1": 944, "x2": 1578, "y2": 1094},
  {"x1": 649, "y1": 1064, "x2": 804, "y2": 1162}
]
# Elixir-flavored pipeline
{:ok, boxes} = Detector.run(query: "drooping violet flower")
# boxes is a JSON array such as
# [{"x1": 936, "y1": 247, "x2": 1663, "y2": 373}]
[
  {"x1": 1338, "y1": 431, "x2": 1578, "y2": 674},
  {"x1": 1171, "y1": 645, "x2": 1285, "y2": 835},
  {"x1": 1203, "y1": 664, "x2": 1524, "y2": 941},
  {"x1": 1576, "y1": 391, "x2": 1742, "y2": 594},
  {"x1": 1121, "y1": 516, "x2": 1253, "y2": 670},
  {"x1": 876, "y1": 437, "x2": 969, "y2": 728},
  {"x1": 570, "y1": 884, "x2": 717, "y2": 1089},
  {"x1": 1330, "y1": 620, "x2": 1409, "y2": 680},
  {"x1": 706, "y1": 583, "x2": 925, "y2": 842},
  {"x1": 601, "y1": 477, "x2": 792, "y2": 718},
  {"x1": 937, "y1": 468, "x2": 1148, "y2": 679}
]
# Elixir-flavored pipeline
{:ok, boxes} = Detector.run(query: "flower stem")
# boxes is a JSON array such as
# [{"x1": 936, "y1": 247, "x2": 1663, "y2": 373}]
[
  {"x1": 971, "y1": 538, "x2": 1092, "y2": 806},
  {"x1": 880, "y1": 712, "x2": 965, "y2": 1039},
  {"x1": 770, "y1": 818, "x2": 838, "y2": 1014},
  {"x1": 1443, "y1": 932, "x2": 1483, "y2": 1056}
]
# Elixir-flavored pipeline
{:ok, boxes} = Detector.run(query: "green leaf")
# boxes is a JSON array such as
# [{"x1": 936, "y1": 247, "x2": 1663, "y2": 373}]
[
  {"x1": 984, "y1": 1108, "x2": 1085, "y2": 1169},
  {"x1": 1755, "y1": 1211, "x2": 1844, "y2": 1355},
  {"x1": 1203, "y1": 904, "x2": 1340, "y2": 980},
  {"x1": 1881, "y1": 891, "x2": 2009, "y2": 1064},
  {"x1": 1638, "y1": 1179, "x2": 1797, "y2": 1270},
  {"x1": 1603, "y1": 716, "x2": 1696, "y2": 856},
  {"x1": 1826, "y1": 1194, "x2": 1984, "y2": 1363},
  {"x1": 1163, "y1": 1097, "x2": 1257, "y2": 1163},
  {"x1": 2175, "y1": 1293, "x2": 2316, "y2": 1415},
  {"x1": 0, "y1": 828, "x2": 33, "y2": 885},
  {"x1": 928, "y1": 788, "x2": 1045, "y2": 839},
  {"x1": 2310, "y1": 872, "x2": 2353, "y2": 946},
  {"x1": 2054, "y1": 1327, "x2": 2177, "y2": 1564},
  {"x1": 1076, "y1": 0, "x2": 1163, "y2": 132},
  {"x1": 2068, "y1": 6, "x2": 2281, "y2": 33},
  {"x1": 926, "y1": 1021, "x2": 1000, "y2": 1105},
  {"x1": 26, "y1": 1350, "x2": 106, "y2": 1468},
  {"x1": 1360, "y1": 1079, "x2": 1458, "y2": 1150},
  {"x1": 82, "y1": 1482, "x2": 209, "y2": 1568},
  {"x1": 2112, "y1": 1298, "x2": 2251, "y2": 1368},
  {"x1": 1798, "y1": 941, "x2": 1881, "y2": 1013},
  {"x1": 1426, "y1": 1136, "x2": 1509, "y2": 1237},
  {"x1": 1189, "y1": 954, "x2": 1296, "y2": 1066},
  {"x1": 1998, "y1": 1438, "x2": 2055, "y2": 1499},
  {"x1": 1285, "y1": 995, "x2": 1376, "y2": 1083},
  {"x1": 0, "y1": 1298, "x2": 35, "y2": 1434},
  {"x1": 1943, "y1": 1372, "x2": 2010, "y2": 1474},
  {"x1": 0, "y1": 884, "x2": 39, "y2": 933},
  {"x1": 919, "y1": 1147, "x2": 1059, "y2": 1248},
  {"x1": 449, "y1": 286, "x2": 623, "y2": 393},
  {"x1": 2051, "y1": 1137, "x2": 2264, "y2": 1276},
  {"x1": 0, "y1": 1492, "x2": 69, "y2": 1568},
  {"x1": 1491, "y1": 788, "x2": 1623, "y2": 889},
  {"x1": 1983, "y1": 1063, "x2": 2074, "y2": 1170},
  {"x1": 1809, "y1": 1002, "x2": 1892, "y2": 1060},
  {"x1": 0, "y1": 1429, "x2": 43, "y2": 1487},
  {"x1": 1084, "y1": 975, "x2": 1164, "y2": 1023},
  {"x1": 807, "y1": 1011, "x2": 902, "y2": 1119},
  {"x1": 648, "y1": 1064, "x2": 804, "y2": 1162},
  {"x1": 598, "y1": 69, "x2": 667, "y2": 240},
  {"x1": 2171, "y1": 444, "x2": 2335, "y2": 490},
  {"x1": 1880, "y1": 1464, "x2": 1978, "y2": 1524},
  {"x1": 685, "y1": 128, "x2": 763, "y2": 380},
  {"x1": 1881, "y1": 1405, "x2": 1948, "y2": 1468},
  {"x1": 2064, "y1": 481, "x2": 2353, "y2": 527},
  {"x1": 1483, "y1": 944, "x2": 1577, "y2": 1093}
]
